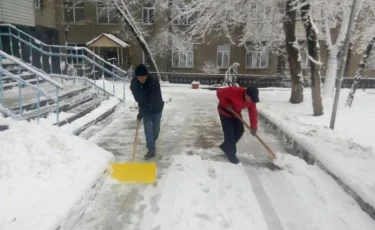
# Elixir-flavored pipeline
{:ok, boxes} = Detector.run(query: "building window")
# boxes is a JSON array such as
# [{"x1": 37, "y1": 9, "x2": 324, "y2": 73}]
[
  {"x1": 142, "y1": 7, "x2": 155, "y2": 24},
  {"x1": 143, "y1": 51, "x2": 156, "y2": 67},
  {"x1": 224, "y1": 10, "x2": 234, "y2": 25},
  {"x1": 97, "y1": 2, "x2": 118, "y2": 24},
  {"x1": 174, "y1": 8, "x2": 194, "y2": 26},
  {"x1": 299, "y1": 50, "x2": 310, "y2": 69},
  {"x1": 63, "y1": 1, "x2": 84, "y2": 23},
  {"x1": 245, "y1": 47, "x2": 269, "y2": 69},
  {"x1": 172, "y1": 47, "x2": 194, "y2": 68},
  {"x1": 217, "y1": 46, "x2": 230, "y2": 69},
  {"x1": 34, "y1": 0, "x2": 43, "y2": 9},
  {"x1": 366, "y1": 52, "x2": 375, "y2": 69}
]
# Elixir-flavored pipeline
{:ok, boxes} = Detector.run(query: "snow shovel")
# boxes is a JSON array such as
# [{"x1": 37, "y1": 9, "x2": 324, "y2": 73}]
[
  {"x1": 109, "y1": 119, "x2": 157, "y2": 183},
  {"x1": 230, "y1": 110, "x2": 282, "y2": 170}
]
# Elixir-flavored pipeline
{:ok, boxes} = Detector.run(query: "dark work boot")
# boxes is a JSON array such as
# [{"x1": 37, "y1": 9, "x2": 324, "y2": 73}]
[
  {"x1": 219, "y1": 143, "x2": 226, "y2": 153},
  {"x1": 227, "y1": 155, "x2": 240, "y2": 164},
  {"x1": 144, "y1": 151, "x2": 156, "y2": 160}
]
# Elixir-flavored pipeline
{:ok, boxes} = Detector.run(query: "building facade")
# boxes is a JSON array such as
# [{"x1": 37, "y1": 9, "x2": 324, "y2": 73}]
[
  {"x1": 1, "y1": 0, "x2": 375, "y2": 79},
  {"x1": 0, "y1": 0, "x2": 59, "y2": 46}
]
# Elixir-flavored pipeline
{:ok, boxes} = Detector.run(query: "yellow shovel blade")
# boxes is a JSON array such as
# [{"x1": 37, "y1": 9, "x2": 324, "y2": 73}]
[{"x1": 109, "y1": 162, "x2": 157, "y2": 184}]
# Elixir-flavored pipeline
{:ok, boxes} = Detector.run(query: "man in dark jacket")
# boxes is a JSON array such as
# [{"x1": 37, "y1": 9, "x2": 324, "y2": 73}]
[
  {"x1": 216, "y1": 86, "x2": 259, "y2": 164},
  {"x1": 130, "y1": 64, "x2": 164, "y2": 159}
]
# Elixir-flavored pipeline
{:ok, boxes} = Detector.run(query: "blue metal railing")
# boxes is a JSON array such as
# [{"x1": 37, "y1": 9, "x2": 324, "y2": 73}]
[
  {"x1": 0, "y1": 23, "x2": 127, "y2": 101},
  {"x1": 0, "y1": 104, "x2": 24, "y2": 121},
  {"x1": 16, "y1": 56, "x2": 126, "y2": 102},
  {"x1": 0, "y1": 50, "x2": 63, "y2": 123},
  {"x1": 50, "y1": 74, "x2": 125, "y2": 102}
]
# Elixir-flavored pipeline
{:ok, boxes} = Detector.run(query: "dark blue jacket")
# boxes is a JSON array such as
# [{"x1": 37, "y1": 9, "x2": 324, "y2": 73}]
[{"x1": 130, "y1": 75, "x2": 164, "y2": 114}]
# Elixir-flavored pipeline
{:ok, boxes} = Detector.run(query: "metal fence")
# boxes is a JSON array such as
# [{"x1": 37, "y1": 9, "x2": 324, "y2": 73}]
[{"x1": 150, "y1": 71, "x2": 375, "y2": 89}]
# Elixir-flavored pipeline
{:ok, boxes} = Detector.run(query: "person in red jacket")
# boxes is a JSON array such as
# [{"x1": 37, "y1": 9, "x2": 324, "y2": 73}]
[{"x1": 216, "y1": 86, "x2": 259, "y2": 164}]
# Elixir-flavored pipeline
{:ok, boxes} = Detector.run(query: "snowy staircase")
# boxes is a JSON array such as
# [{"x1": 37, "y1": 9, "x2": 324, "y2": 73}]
[
  {"x1": 1, "y1": 59, "x2": 44, "y2": 90},
  {"x1": 0, "y1": 56, "x2": 122, "y2": 131},
  {"x1": 0, "y1": 23, "x2": 127, "y2": 133}
]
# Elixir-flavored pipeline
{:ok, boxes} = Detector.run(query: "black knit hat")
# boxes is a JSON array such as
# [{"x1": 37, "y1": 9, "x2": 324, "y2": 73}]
[
  {"x1": 134, "y1": 64, "x2": 149, "y2": 77},
  {"x1": 246, "y1": 86, "x2": 260, "y2": 103}
]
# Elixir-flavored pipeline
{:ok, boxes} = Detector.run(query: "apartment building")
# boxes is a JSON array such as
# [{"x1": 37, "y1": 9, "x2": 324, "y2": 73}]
[
  {"x1": 1, "y1": 0, "x2": 374, "y2": 79},
  {"x1": 53, "y1": 0, "x2": 279, "y2": 75},
  {"x1": 0, "y1": 0, "x2": 59, "y2": 45}
]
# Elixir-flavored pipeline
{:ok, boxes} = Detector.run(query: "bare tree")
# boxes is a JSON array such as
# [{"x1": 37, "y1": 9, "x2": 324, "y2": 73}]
[
  {"x1": 301, "y1": 0, "x2": 368, "y2": 98},
  {"x1": 300, "y1": 0, "x2": 323, "y2": 115},
  {"x1": 56, "y1": 0, "x2": 88, "y2": 74},
  {"x1": 201, "y1": 60, "x2": 219, "y2": 74},
  {"x1": 346, "y1": 36, "x2": 375, "y2": 107},
  {"x1": 108, "y1": 0, "x2": 161, "y2": 80},
  {"x1": 283, "y1": 0, "x2": 304, "y2": 103}
]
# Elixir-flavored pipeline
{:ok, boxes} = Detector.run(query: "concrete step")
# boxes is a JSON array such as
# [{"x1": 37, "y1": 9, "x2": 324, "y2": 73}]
[
  {"x1": 3, "y1": 77, "x2": 44, "y2": 90},
  {"x1": 22, "y1": 87, "x2": 96, "y2": 121},
  {"x1": 9, "y1": 85, "x2": 92, "y2": 114},
  {"x1": 56, "y1": 95, "x2": 110, "y2": 127},
  {"x1": 3, "y1": 72, "x2": 35, "y2": 84},
  {"x1": 73, "y1": 102, "x2": 120, "y2": 136},
  {"x1": 5, "y1": 65, "x2": 26, "y2": 73}
]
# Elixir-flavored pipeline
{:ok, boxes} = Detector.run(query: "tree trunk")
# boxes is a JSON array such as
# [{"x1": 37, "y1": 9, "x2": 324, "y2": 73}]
[
  {"x1": 63, "y1": 25, "x2": 69, "y2": 75},
  {"x1": 346, "y1": 37, "x2": 375, "y2": 107},
  {"x1": 115, "y1": 6, "x2": 161, "y2": 81},
  {"x1": 166, "y1": 0, "x2": 173, "y2": 74},
  {"x1": 344, "y1": 42, "x2": 353, "y2": 77},
  {"x1": 323, "y1": 48, "x2": 338, "y2": 97},
  {"x1": 283, "y1": 0, "x2": 303, "y2": 103},
  {"x1": 300, "y1": 1, "x2": 324, "y2": 116}
]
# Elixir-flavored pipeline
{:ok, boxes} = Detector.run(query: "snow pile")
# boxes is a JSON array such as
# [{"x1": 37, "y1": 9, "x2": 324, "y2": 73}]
[
  {"x1": 145, "y1": 154, "x2": 269, "y2": 230},
  {"x1": 258, "y1": 89, "x2": 375, "y2": 209},
  {"x1": 0, "y1": 116, "x2": 113, "y2": 230}
]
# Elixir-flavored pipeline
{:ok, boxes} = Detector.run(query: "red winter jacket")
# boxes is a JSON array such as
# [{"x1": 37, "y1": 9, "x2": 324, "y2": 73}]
[{"x1": 216, "y1": 87, "x2": 258, "y2": 130}]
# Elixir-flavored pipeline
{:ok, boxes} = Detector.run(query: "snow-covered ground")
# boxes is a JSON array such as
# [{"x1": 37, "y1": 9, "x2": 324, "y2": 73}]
[
  {"x1": 1, "y1": 82, "x2": 375, "y2": 230},
  {"x1": 72, "y1": 85, "x2": 375, "y2": 230},
  {"x1": 0, "y1": 117, "x2": 113, "y2": 230},
  {"x1": 258, "y1": 88, "x2": 375, "y2": 210}
]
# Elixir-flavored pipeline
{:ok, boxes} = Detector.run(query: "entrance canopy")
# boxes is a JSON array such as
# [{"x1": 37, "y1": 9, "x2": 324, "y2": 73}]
[{"x1": 86, "y1": 33, "x2": 129, "y2": 48}]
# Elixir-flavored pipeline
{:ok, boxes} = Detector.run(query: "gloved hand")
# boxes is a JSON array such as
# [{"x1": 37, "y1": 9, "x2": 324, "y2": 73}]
[
  {"x1": 137, "y1": 112, "x2": 143, "y2": 121},
  {"x1": 250, "y1": 129, "x2": 257, "y2": 136},
  {"x1": 225, "y1": 106, "x2": 233, "y2": 112}
]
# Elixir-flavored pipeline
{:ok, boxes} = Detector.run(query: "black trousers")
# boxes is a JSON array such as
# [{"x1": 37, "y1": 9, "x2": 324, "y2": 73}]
[{"x1": 219, "y1": 114, "x2": 244, "y2": 156}]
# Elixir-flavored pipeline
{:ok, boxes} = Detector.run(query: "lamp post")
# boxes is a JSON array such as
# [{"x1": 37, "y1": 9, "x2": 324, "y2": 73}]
[{"x1": 330, "y1": 0, "x2": 358, "y2": 129}]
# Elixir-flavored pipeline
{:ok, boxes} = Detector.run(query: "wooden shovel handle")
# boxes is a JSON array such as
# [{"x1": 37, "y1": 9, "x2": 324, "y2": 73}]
[
  {"x1": 230, "y1": 110, "x2": 276, "y2": 159},
  {"x1": 253, "y1": 135, "x2": 276, "y2": 159},
  {"x1": 131, "y1": 119, "x2": 142, "y2": 162}
]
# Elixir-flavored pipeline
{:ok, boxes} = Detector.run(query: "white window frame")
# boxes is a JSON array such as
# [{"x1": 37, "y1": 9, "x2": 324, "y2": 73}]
[
  {"x1": 142, "y1": 51, "x2": 156, "y2": 67},
  {"x1": 224, "y1": 10, "x2": 234, "y2": 25},
  {"x1": 249, "y1": 3, "x2": 260, "y2": 22},
  {"x1": 174, "y1": 8, "x2": 194, "y2": 26},
  {"x1": 63, "y1": 1, "x2": 84, "y2": 23},
  {"x1": 217, "y1": 45, "x2": 230, "y2": 69},
  {"x1": 97, "y1": 2, "x2": 117, "y2": 24},
  {"x1": 142, "y1": 7, "x2": 155, "y2": 24},
  {"x1": 172, "y1": 47, "x2": 194, "y2": 68},
  {"x1": 245, "y1": 47, "x2": 269, "y2": 69},
  {"x1": 34, "y1": 0, "x2": 42, "y2": 9}
]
